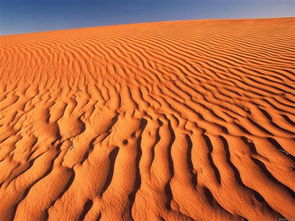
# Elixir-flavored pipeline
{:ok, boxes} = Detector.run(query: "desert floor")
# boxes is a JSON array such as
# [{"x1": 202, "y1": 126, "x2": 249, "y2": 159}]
[{"x1": 0, "y1": 17, "x2": 294, "y2": 221}]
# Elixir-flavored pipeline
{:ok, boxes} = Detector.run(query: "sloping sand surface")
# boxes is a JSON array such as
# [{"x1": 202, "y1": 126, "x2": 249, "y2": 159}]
[{"x1": 0, "y1": 18, "x2": 294, "y2": 221}]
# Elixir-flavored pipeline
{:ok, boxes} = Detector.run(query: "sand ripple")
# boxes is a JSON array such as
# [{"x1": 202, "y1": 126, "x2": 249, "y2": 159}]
[{"x1": 0, "y1": 18, "x2": 294, "y2": 221}]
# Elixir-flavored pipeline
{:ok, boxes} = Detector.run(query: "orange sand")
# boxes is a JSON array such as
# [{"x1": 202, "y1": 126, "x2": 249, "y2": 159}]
[{"x1": 0, "y1": 17, "x2": 294, "y2": 221}]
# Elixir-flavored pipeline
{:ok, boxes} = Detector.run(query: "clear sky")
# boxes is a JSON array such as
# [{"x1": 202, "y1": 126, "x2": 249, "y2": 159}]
[{"x1": 0, "y1": 0, "x2": 294, "y2": 35}]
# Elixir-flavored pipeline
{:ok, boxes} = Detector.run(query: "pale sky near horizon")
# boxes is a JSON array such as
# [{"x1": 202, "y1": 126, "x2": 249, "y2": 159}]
[{"x1": 0, "y1": 0, "x2": 294, "y2": 35}]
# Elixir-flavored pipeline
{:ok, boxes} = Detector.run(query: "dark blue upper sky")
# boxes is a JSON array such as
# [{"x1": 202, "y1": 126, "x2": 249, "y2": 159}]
[{"x1": 0, "y1": 0, "x2": 294, "y2": 35}]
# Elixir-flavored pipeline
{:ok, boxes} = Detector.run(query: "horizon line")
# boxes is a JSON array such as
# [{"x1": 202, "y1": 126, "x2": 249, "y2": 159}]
[{"x1": 1, "y1": 16, "x2": 294, "y2": 37}]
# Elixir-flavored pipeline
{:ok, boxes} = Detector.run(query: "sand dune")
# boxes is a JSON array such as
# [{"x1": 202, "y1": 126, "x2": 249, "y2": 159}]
[{"x1": 0, "y1": 17, "x2": 294, "y2": 221}]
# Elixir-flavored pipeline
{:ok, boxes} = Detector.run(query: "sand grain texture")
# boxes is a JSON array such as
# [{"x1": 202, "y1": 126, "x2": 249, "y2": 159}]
[{"x1": 0, "y1": 18, "x2": 295, "y2": 221}]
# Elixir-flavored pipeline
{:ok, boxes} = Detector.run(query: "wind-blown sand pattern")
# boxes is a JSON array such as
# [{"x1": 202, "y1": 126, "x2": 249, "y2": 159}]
[{"x1": 0, "y1": 17, "x2": 295, "y2": 221}]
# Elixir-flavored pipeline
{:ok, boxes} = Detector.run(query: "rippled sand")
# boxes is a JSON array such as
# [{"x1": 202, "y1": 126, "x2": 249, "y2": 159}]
[{"x1": 0, "y1": 17, "x2": 294, "y2": 221}]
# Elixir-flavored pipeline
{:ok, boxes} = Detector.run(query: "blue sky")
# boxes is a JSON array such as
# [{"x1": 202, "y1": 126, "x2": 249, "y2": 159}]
[{"x1": 0, "y1": 0, "x2": 294, "y2": 35}]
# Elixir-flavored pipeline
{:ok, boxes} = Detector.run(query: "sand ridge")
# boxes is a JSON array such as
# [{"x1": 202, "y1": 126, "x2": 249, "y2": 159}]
[{"x1": 0, "y1": 17, "x2": 295, "y2": 221}]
